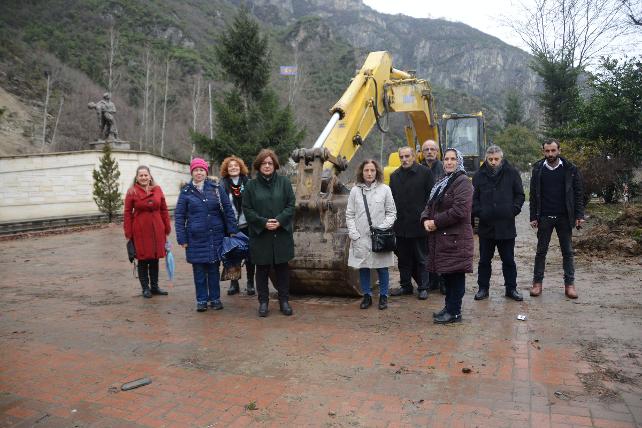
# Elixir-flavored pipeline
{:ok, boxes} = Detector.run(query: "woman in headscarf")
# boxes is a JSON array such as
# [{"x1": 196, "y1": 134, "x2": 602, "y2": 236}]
[
  {"x1": 420, "y1": 148, "x2": 474, "y2": 324},
  {"x1": 220, "y1": 156, "x2": 255, "y2": 296}
]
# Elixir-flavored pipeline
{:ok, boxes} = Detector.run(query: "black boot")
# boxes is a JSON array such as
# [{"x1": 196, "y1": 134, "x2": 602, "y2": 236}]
[
  {"x1": 246, "y1": 263, "x2": 256, "y2": 295},
  {"x1": 378, "y1": 295, "x2": 388, "y2": 310},
  {"x1": 227, "y1": 280, "x2": 240, "y2": 295},
  {"x1": 149, "y1": 260, "x2": 167, "y2": 295},
  {"x1": 138, "y1": 261, "x2": 152, "y2": 298},
  {"x1": 360, "y1": 294, "x2": 372, "y2": 309},
  {"x1": 258, "y1": 301, "x2": 269, "y2": 317},
  {"x1": 279, "y1": 300, "x2": 293, "y2": 316},
  {"x1": 474, "y1": 288, "x2": 489, "y2": 300}
]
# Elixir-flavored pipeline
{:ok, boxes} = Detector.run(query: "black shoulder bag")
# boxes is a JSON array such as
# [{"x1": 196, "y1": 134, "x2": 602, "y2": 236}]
[{"x1": 361, "y1": 188, "x2": 396, "y2": 253}]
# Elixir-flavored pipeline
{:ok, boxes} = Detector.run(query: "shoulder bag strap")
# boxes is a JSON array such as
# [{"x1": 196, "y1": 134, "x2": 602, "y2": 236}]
[{"x1": 361, "y1": 188, "x2": 373, "y2": 229}]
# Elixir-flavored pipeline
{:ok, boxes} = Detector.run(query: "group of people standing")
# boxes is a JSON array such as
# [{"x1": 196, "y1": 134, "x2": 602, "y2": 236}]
[
  {"x1": 348, "y1": 138, "x2": 584, "y2": 324},
  {"x1": 123, "y1": 138, "x2": 584, "y2": 322},
  {"x1": 124, "y1": 149, "x2": 296, "y2": 317}
]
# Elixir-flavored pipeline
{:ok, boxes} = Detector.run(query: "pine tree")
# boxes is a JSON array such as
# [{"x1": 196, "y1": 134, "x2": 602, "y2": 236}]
[
  {"x1": 504, "y1": 90, "x2": 524, "y2": 126},
  {"x1": 92, "y1": 144, "x2": 123, "y2": 222},
  {"x1": 193, "y1": 7, "x2": 305, "y2": 166}
]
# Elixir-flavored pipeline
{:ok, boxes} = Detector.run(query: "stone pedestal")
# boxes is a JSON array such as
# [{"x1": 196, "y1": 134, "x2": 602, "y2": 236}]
[{"x1": 89, "y1": 140, "x2": 131, "y2": 150}]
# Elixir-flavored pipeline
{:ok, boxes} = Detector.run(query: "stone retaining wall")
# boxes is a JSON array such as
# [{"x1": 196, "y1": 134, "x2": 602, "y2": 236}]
[{"x1": 0, "y1": 150, "x2": 190, "y2": 223}]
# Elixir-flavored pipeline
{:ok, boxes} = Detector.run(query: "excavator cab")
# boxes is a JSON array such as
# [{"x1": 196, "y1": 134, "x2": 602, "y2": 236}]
[{"x1": 440, "y1": 112, "x2": 487, "y2": 176}]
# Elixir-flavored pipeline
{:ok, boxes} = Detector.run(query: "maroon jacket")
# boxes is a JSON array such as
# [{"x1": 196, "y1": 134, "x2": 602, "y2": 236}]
[
  {"x1": 420, "y1": 173, "x2": 474, "y2": 274},
  {"x1": 124, "y1": 184, "x2": 171, "y2": 260}
]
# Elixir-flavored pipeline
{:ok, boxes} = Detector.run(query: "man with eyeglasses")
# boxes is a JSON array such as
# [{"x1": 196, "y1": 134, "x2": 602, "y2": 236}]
[
  {"x1": 389, "y1": 147, "x2": 435, "y2": 300},
  {"x1": 420, "y1": 140, "x2": 445, "y2": 181}
]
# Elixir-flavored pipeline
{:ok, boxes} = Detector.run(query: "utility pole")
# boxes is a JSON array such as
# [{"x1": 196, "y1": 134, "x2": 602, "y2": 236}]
[{"x1": 41, "y1": 71, "x2": 51, "y2": 151}]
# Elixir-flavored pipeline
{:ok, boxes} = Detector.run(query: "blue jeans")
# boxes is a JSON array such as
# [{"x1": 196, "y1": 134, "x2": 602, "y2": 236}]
[
  {"x1": 477, "y1": 238, "x2": 517, "y2": 290},
  {"x1": 359, "y1": 268, "x2": 389, "y2": 296},
  {"x1": 533, "y1": 216, "x2": 575, "y2": 285},
  {"x1": 192, "y1": 262, "x2": 220, "y2": 304}
]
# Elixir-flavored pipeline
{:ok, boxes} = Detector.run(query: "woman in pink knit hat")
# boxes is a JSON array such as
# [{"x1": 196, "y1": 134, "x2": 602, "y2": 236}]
[{"x1": 174, "y1": 158, "x2": 239, "y2": 312}]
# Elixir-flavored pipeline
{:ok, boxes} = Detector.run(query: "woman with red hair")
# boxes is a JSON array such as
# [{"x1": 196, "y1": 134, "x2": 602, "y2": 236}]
[{"x1": 220, "y1": 156, "x2": 255, "y2": 296}]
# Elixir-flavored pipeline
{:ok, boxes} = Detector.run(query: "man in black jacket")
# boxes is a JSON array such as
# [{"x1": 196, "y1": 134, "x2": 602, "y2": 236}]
[
  {"x1": 389, "y1": 147, "x2": 435, "y2": 300},
  {"x1": 472, "y1": 145, "x2": 525, "y2": 301},
  {"x1": 529, "y1": 139, "x2": 585, "y2": 299}
]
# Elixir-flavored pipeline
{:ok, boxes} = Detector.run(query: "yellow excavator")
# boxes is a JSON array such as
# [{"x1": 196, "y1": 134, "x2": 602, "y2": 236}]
[{"x1": 289, "y1": 51, "x2": 439, "y2": 296}]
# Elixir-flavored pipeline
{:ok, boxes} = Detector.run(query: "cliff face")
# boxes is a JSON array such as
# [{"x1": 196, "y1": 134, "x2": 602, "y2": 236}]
[
  {"x1": 243, "y1": 0, "x2": 539, "y2": 117},
  {"x1": 0, "y1": 0, "x2": 539, "y2": 157}
]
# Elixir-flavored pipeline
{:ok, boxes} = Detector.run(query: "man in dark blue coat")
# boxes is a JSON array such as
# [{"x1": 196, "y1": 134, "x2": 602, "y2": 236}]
[
  {"x1": 472, "y1": 145, "x2": 525, "y2": 301},
  {"x1": 529, "y1": 139, "x2": 585, "y2": 299}
]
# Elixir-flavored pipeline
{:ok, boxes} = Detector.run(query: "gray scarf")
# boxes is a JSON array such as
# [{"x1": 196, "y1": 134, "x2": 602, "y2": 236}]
[{"x1": 428, "y1": 148, "x2": 466, "y2": 202}]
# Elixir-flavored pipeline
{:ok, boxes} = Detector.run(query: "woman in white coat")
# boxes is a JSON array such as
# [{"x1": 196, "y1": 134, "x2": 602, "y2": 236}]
[{"x1": 346, "y1": 159, "x2": 397, "y2": 310}]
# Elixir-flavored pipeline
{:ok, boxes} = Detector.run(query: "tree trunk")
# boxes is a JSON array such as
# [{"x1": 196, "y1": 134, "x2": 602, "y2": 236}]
[
  {"x1": 41, "y1": 72, "x2": 50, "y2": 151},
  {"x1": 51, "y1": 96, "x2": 64, "y2": 147},
  {"x1": 160, "y1": 58, "x2": 170, "y2": 157}
]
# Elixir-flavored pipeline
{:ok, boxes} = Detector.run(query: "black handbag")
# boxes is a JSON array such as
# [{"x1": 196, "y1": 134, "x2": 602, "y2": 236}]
[
  {"x1": 127, "y1": 240, "x2": 136, "y2": 263},
  {"x1": 361, "y1": 189, "x2": 396, "y2": 253}
]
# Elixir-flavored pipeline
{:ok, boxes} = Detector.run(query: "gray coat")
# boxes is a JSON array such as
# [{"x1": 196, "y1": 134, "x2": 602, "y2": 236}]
[{"x1": 346, "y1": 181, "x2": 397, "y2": 269}]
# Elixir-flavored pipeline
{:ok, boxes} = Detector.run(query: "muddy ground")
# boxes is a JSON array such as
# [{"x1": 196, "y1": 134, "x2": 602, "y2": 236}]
[{"x1": 0, "y1": 206, "x2": 640, "y2": 427}]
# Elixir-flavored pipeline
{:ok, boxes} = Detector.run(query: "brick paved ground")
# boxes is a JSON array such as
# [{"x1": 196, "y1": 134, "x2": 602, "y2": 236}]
[{"x1": 1, "y1": 218, "x2": 641, "y2": 427}]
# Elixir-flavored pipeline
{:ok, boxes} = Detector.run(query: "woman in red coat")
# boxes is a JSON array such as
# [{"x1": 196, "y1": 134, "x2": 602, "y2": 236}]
[{"x1": 124, "y1": 166, "x2": 172, "y2": 298}]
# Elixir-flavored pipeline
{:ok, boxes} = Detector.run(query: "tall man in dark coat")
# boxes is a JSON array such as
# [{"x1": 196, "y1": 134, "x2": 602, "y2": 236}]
[
  {"x1": 472, "y1": 145, "x2": 525, "y2": 301},
  {"x1": 529, "y1": 139, "x2": 585, "y2": 299},
  {"x1": 389, "y1": 147, "x2": 435, "y2": 300}
]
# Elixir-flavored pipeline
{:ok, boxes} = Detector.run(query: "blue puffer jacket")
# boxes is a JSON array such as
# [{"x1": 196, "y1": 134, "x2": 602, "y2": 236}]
[{"x1": 175, "y1": 179, "x2": 238, "y2": 264}]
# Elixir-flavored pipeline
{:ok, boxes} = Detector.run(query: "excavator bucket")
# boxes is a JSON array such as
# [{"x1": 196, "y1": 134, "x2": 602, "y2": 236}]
[{"x1": 289, "y1": 148, "x2": 362, "y2": 296}]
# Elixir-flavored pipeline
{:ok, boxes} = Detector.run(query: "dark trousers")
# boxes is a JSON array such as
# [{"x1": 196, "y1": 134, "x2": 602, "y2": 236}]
[
  {"x1": 239, "y1": 227, "x2": 255, "y2": 285},
  {"x1": 533, "y1": 216, "x2": 575, "y2": 285},
  {"x1": 442, "y1": 272, "x2": 466, "y2": 315},
  {"x1": 137, "y1": 259, "x2": 159, "y2": 290},
  {"x1": 395, "y1": 236, "x2": 429, "y2": 291},
  {"x1": 256, "y1": 262, "x2": 289, "y2": 303},
  {"x1": 477, "y1": 238, "x2": 517, "y2": 290}
]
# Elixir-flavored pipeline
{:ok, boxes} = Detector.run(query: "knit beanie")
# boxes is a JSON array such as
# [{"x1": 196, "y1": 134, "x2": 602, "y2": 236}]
[{"x1": 190, "y1": 158, "x2": 209, "y2": 174}]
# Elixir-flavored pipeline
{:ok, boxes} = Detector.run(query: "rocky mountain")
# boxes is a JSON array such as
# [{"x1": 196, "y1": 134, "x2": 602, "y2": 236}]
[{"x1": 0, "y1": 0, "x2": 539, "y2": 159}]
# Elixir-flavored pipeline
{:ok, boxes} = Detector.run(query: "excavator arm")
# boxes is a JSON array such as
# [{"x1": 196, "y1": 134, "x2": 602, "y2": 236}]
[{"x1": 289, "y1": 51, "x2": 439, "y2": 296}]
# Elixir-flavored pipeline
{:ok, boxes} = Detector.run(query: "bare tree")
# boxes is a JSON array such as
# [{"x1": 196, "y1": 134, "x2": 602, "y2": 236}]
[
  {"x1": 51, "y1": 95, "x2": 64, "y2": 147},
  {"x1": 208, "y1": 82, "x2": 213, "y2": 139},
  {"x1": 622, "y1": 0, "x2": 642, "y2": 25},
  {"x1": 41, "y1": 71, "x2": 51, "y2": 151},
  {"x1": 508, "y1": 0, "x2": 629, "y2": 66},
  {"x1": 140, "y1": 48, "x2": 152, "y2": 150},
  {"x1": 107, "y1": 26, "x2": 121, "y2": 93},
  {"x1": 151, "y1": 68, "x2": 158, "y2": 153},
  {"x1": 191, "y1": 74, "x2": 202, "y2": 131},
  {"x1": 190, "y1": 74, "x2": 203, "y2": 157},
  {"x1": 160, "y1": 58, "x2": 170, "y2": 156}
]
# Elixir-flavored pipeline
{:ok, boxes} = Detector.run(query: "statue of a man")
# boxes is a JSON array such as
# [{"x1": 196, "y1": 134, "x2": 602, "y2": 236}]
[{"x1": 88, "y1": 92, "x2": 119, "y2": 141}]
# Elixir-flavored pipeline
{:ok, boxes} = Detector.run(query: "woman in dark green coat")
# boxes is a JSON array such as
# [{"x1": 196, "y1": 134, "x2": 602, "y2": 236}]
[{"x1": 242, "y1": 149, "x2": 296, "y2": 317}]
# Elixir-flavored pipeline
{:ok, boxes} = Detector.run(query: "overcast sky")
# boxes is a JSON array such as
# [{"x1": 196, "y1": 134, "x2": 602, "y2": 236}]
[{"x1": 362, "y1": 0, "x2": 641, "y2": 58}]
